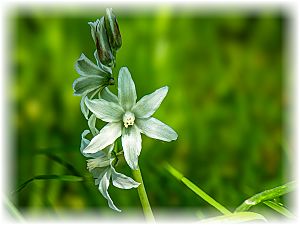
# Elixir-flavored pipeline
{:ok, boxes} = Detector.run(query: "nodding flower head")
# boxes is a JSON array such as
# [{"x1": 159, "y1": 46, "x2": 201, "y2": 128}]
[
  {"x1": 80, "y1": 132, "x2": 140, "y2": 212},
  {"x1": 73, "y1": 52, "x2": 115, "y2": 119},
  {"x1": 87, "y1": 157, "x2": 111, "y2": 171}
]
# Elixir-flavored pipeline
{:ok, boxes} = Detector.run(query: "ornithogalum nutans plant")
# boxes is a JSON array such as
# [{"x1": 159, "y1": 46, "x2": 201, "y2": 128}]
[{"x1": 72, "y1": 8, "x2": 177, "y2": 220}]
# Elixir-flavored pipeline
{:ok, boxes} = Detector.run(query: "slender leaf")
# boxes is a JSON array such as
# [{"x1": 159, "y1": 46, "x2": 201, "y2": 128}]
[
  {"x1": 36, "y1": 151, "x2": 81, "y2": 176},
  {"x1": 165, "y1": 163, "x2": 232, "y2": 215},
  {"x1": 12, "y1": 175, "x2": 83, "y2": 194},
  {"x1": 235, "y1": 181, "x2": 295, "y2": 212},
  {"x1": 264, "y1": 201, "x2": 295, "y2": 219},
  {"x1": 199, "y1": 212, "x2": 267, "y2": 223}
]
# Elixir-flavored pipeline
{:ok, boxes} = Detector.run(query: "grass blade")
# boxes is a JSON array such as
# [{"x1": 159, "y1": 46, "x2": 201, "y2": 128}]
[
  {"x1": 36, "y1": 151, "x2": 81, "y2": 176},
  {"x1": 199, "y1": 212, "x2": 267, "y2": 223},
  {"x1": 235, "y1": 181, "x2": 295, "y2": 212},
  {"x1": 12, "y1": 175, "x2": 84, "y2": 194},
  {"x1": 264, "y1": 201, "x2": 295, "y2": 219},
  {"x1": 165, "y1": 163, "x2": 232, "y2": 215}
]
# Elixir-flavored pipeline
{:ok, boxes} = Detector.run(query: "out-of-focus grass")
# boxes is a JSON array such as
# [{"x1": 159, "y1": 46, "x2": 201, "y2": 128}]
[{"x1": 10, "y1": 6, "x2": 288, "y2": 216}]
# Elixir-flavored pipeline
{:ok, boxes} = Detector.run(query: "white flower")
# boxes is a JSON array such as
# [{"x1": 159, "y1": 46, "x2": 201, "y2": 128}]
[
  {"x1": 73, "y1": 52, "x2": 114, "y2": 119},
  {"x1": 80, "y1": 130, "x2": 140, "y2": 212},
  {"x1": 83, "y1": 67, "x2": 178, "y2": 169},
  {"x1": 73, "y1": 53, "x2": 113, "y2": 97}
]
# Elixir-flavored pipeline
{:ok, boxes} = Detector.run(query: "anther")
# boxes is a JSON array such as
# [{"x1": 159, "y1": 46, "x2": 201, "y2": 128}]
[{"x1": 123, "y1": 111, "x2": 135, "y2": 128}]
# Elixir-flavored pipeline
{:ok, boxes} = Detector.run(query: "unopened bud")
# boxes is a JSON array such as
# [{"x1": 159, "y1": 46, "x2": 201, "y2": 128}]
[
  {"x1": 104, "y1": 8, "x2": 122, "y2": 51},
  {"x1": 89, "y1": 17, "x2": 115, "y2": 67}
]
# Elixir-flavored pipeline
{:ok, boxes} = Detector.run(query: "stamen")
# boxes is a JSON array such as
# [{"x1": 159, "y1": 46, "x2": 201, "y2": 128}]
[
  {"x1": 87, "y1": 158, "x2": 110, "y2": 171},
  {"x1": 123, "y1": 111, "x2": 135, "y2": 128}
]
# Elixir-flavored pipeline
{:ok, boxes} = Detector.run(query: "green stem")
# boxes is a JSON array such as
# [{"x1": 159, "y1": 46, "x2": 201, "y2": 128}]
[{"x1": 132, "y1": 166, "x2": 155, "y2": 223}]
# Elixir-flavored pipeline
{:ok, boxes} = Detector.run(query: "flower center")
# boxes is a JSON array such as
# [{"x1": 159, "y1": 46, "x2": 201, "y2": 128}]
[{"x1": 123, "y1": 111, "x2": 135, "y2": 128}]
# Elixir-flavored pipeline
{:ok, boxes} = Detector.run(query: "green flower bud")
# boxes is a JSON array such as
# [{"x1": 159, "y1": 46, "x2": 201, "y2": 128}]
[
  {"x1": 104, "y1": 8, "x2": 122, "y2": 51},
  {"x1": 89, "y1": 17, "x2": 115, "y2": 67}
]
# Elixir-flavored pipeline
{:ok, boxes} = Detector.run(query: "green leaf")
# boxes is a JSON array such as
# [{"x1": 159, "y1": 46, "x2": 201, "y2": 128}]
[
  {"x1": 235, "y1": 181, "x2": 295, "y2": 212},
  {"x1": 12, "y1": 175, "x2": 83, "y2": 194},
  {"x1": 165, "y1": 163, "x2": 232, "y2": 215},
  {"x1": 36, "y1": 151, "x2": 81, "y2": 176},
  {"x1": 200, "y1": 212, "x2": 267, "y2": 223},
  {"x1": 264, "y1": 201, "x2": 295, "y2": 219}
]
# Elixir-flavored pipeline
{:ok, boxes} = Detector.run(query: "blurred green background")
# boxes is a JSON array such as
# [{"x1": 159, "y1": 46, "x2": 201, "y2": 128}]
[{"x1": 11, "y1": 6, "x2": 289, "y2": 219}]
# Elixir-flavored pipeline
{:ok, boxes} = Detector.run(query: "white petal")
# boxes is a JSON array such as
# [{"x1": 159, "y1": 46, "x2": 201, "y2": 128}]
[
  {"x1": 94, "y1": 50, "x2": 112, "y2": 74},
  {"x1": 100, "y1": 87, "x2": 119, "y2": 103},
  {"x1": 88, "y1": 114, "x2": 99, "y2": 136},
  {"x1": 92, "y1": 167, "x2": 107, "y2": 184},
  {"x1": 80, "y1": 130, "x2": 91, "y2": 154},
  {"x1": 80, "y1": 89, "x2": 100, "y2": 120},
  {"x1": 80, "y1": 96, "x2": 89, "y2": 120},
  {"x1": 87, "y1": 157, "x2": 111, "y2": 171},
  {"x1": 98, "y1": 169, "x2": 121, "y2": 212},
  {"x1": 136, "y1": 117, "x2": 178, "y2": 142},
  {"x1": 88, "y1": 20, "x2": 99, "y2": 44},
  {"x1": 102, "y1": 143, "x2": 114, "y2": 159},
  {"x1": 118, "y1": 67, "x2": 137, "y2": 111},
  {"x1": 132, "y1": 86, "x2": 168, "y2": 118},
  {"x1": 73, "y1": 75, "x2": 106, "y2": 96},
  {"x1": 121, "y1": 125, "x2": 141, "y2": 170},
  {"x1": 83, "y1": 122, "x2": 121, "y2": 154},
  {"x1": 85, "y1": 98, "x2": 124, "y2": 123},
  {"x1": 111, "y1": 167, "x2": 140, "y2": 189},
  {"x1": 80, "y1": 130, "x2": 108, "y2": 158},
  {"x1": 75, "y1": 53, "x2": 107, "y2": 76}
]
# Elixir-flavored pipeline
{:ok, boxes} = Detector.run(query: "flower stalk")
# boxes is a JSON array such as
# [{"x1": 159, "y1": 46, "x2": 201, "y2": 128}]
[{"x1": 132, "y1": 166, "x2": 155, "y2": 223}]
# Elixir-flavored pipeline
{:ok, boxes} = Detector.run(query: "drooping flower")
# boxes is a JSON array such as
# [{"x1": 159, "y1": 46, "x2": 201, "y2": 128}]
[
  {"x1": 83, "y1": 67, "x2": 178, "y2": 169},
  {"x1": 73, "y1": 52, "x2": 114, "y2": 119},
  {"x1": 80, "y1": 130, "x2": 140, "y2": 212}
]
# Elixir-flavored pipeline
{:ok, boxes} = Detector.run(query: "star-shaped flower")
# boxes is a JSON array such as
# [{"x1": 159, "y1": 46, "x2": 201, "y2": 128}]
[
  {"x1": 80, "y1": 130, "x2": 140, "y2": 212},
  {"x1": 83, "y1": 67, "x2": 178, "y2": 169}
]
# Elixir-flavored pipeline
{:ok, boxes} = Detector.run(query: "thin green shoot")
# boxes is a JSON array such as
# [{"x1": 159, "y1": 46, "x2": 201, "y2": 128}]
[
  {"x1": 235, "y1": 181, "x2": 295, "y2": 212},
  {"x1": 264, "y1": 201, "x2": 295, "y2": 219},
  {"x1": 12, "y1": 175, "x2": 83, "y2": 194},
  {"x1": 165, "y1": 163, "x2": 232, "y2": 215}
]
